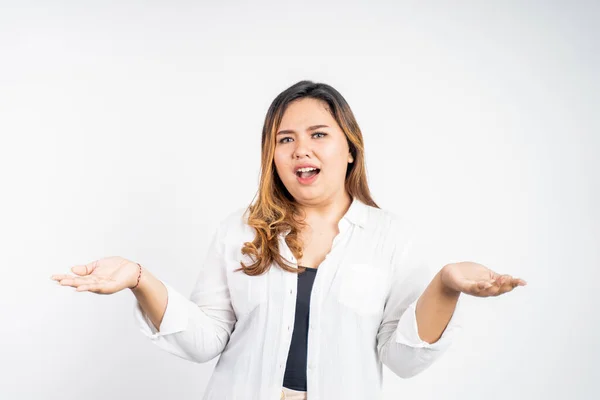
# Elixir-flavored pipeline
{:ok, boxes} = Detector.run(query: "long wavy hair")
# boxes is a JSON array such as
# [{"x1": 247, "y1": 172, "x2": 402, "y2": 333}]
[{"x1": 237, "y1": 80, "x2": 379, "y2": 276}]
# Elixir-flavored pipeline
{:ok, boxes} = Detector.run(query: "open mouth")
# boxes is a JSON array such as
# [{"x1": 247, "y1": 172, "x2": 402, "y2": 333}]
[{"x1": 296, "y1": 169, "x2": 321, "y2": 179}]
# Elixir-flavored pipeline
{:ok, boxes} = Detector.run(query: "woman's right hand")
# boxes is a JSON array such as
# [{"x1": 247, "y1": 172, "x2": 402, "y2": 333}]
[{"x1": 50, "y1": 256, "x2": 141, "y2": 295}]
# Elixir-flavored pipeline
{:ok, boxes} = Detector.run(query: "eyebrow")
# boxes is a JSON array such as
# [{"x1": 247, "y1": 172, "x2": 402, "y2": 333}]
[{"x1": 276, "y1": 124, "x2": 330, "y2": 135}]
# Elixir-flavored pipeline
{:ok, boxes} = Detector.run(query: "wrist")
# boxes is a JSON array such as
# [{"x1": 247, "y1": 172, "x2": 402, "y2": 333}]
[
  {"x1": 129, "y1": 262, "x2": 143, "y2": 291},
  {"x1": 439, "y1": 265, "x2": 461, "y2": 297}
]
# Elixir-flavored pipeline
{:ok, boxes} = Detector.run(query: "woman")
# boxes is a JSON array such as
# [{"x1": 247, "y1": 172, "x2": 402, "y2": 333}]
[{"x1": 51, "y1": 80, "x2": 526, "y2": 400}]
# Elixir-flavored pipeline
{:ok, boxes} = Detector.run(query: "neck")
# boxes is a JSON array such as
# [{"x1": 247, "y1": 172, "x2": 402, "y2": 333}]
[{"x1": 296, "y1": 191, "x2": 353, "y2": 225}]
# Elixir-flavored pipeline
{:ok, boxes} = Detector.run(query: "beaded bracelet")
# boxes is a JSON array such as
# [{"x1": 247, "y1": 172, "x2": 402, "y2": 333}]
[{"x1": 131, "y1": 262, "x2": 142, "y2": 290}]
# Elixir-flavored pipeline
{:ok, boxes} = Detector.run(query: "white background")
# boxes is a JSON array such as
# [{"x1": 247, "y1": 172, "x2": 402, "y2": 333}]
[{"x1": 1, "y1": 1, "x2": 598, "y2": 399}]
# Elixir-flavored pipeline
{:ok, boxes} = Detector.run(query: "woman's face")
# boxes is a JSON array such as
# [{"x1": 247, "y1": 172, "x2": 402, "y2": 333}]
[{"x1": 273, "y1": 98, "x2": 353, "y2": 205}]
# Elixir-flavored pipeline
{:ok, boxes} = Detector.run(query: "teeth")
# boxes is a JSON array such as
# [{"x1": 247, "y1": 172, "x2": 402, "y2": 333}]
[{"x1": 297, "y1": 167, "x2": 318, "y2": 173}]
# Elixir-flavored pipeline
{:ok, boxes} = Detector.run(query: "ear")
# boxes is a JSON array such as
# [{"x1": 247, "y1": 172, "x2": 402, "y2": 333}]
[{"x1": 348, "y1": 152, "x2": 354, "y2": 163}]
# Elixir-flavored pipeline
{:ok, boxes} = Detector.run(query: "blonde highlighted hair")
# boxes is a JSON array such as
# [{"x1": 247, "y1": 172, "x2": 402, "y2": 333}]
[{"x1": 237, "y1": 80, "x2": 379, "y2": 276}]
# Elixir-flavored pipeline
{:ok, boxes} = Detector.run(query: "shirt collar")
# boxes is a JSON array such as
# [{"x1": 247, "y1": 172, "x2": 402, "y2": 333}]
[
  {"x1": 343, "y1": 197, "x2": 368, "y2": 229},
  {"x1": 279, "y1": 197, "x2": 368, "y2": 237}
]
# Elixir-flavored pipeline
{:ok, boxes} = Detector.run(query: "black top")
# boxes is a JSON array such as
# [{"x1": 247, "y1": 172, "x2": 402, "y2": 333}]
[{"x1": 282, "y1": 266, "x2": 318, "y2": 391}]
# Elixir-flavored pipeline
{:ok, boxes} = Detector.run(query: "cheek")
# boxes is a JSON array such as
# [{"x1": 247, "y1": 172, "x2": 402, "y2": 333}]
[
  {"x1": 273, "y1": 152, "x2": 288, "y2": 177},
  {"x1": 322, "y1": 145, "x2": 349, "y2": 168}
]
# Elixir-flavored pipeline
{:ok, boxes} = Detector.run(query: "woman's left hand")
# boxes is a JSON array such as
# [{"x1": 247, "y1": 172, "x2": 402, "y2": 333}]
[{"x1": 440, "y1": 261, "x2": 527, "y2": 297}]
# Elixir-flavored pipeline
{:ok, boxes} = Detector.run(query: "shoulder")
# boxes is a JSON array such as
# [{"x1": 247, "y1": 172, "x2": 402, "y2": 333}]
[
  {"x1": 219, "y1": 206, "x2": 250, "y2": 228},
  {"x1": 373, "y1": 208, "x2": 436, "y2": 273},
  {"x1": 363, "y1": 204, "x2": 419, "y2": 245},
  {"x1": 214, "y1": 205, "x2": 255, "y2": 245}
]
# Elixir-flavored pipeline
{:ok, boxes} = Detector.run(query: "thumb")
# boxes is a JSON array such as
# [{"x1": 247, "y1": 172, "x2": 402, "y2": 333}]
[
  {"x1": 476, "y1": 280, "x2": 493, "y2": 290},
  {"x1": 464, "y1": 279, "x2": 492, "y2": 293},
  {"x1": 71, "y1": 261, "x2": 97, "y2": 276}
]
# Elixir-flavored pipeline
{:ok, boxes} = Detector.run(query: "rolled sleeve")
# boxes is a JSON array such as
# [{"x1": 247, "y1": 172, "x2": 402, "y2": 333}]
[
  {"x1": 394, "y1": 295, "x2": 463, "y2": 350},
  {"x1": 377, "y1": 217, "x2": 464, "y2": 378},
  {"x1": 131, "y1": 214, "x2": 238, "y2": 363},
  {"x1": 133, "y1": 281, "x2": 191, "y2": 339}
]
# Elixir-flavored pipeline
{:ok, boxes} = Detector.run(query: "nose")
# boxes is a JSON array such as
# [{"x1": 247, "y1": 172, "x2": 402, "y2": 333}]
[{"x1": 292, "y1": 135, "x2": 312, "y2": 159}]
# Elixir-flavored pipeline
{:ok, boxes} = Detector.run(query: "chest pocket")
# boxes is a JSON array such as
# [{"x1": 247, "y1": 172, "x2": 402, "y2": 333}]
[
  {"x1": 228, "y1": 269, "x2": 269, "y2": 318},
  {"x1": 337, "y1": 263, "x2": 389, "y2": 316}
]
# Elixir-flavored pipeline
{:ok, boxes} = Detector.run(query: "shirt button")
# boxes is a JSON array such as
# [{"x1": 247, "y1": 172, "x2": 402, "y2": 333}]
[
  {"x1": 287, "y1": 325, "x2": 291, "y2": 331},
  {"x1": 289, "y1": 289, "x2": 293, "y2": 295}
]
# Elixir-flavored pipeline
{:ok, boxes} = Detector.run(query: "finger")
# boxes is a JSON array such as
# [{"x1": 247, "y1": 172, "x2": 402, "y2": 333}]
[
  {"x1": 462, "y1": 280, "x2": 485, "y2": 294},
  {"x1": 77, "y1": 280, "x2": 118, "y2": 294},
  {"x1": 489, "y1": 271, "x2": 501, "y2": 281},
  {"x1": 76, "y1": 283, "x2": 102, "y2": 292},
  {"x1": 71, "y1": 260, "x2": 99, "y2": 276},
  {"x1": 476, "y1": 280, "x2": 494, "y2": 290},
  {"x1": 70, "y1": 265, "x2": 89, "y2": 276},
  {"x1": 476, "y1": 278, "x2": 504, "y2": 297},
  {"x1": 487, "y1": 285, "x2": 504, "y2": 297},
  {"x1": 59, "y1": 276, "x2": 98, "y2": 288},
  {"x1": 55, "y1": 274, "x2": 98, "y2": 285},
  {"x1": 51, "y1": 274, "x2": 71, "y2": 281},
  {"x1": 491, "y1": 274, "x2": 507, "y2": 289},
  {"x1": 496, "y1": 285, "x2": 514, "y2": 296},
  {"x1": 466, "y1": 280, "x2": 495, "y2": 296},
  {"x1": 499, "y1": 277, "x2": 526, "y2": 293},
  {"x1": 495, "y1": 276, "x2": 522, "y2": 296},
  {"x1": 497, "y1": 275, "x2": 527, "y2": 288}
]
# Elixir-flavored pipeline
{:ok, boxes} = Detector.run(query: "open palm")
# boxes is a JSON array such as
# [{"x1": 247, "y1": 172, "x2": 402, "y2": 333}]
[
  {"x1": 50, "y1": 256, "x2": 139, "y2": 295},
  {"x1": 440, "y1": 261, "x2": 527, "y2": 297}
]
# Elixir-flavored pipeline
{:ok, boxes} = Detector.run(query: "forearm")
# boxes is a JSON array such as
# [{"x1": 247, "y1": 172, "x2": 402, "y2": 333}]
[
  {"x1": 415, "y1": 265, "x2": 460, "y2": 344},
  {"x1": 131, "y1": 266, "x2": 168, "y2": 332}
]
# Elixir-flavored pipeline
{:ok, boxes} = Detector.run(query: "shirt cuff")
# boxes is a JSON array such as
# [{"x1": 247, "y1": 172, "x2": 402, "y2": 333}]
[
  {"x1": 133, "y1": 281, "x2": 191, "y2": 339},
  {"x1": 394, "y1": 294, "x2": 463, "y2": 350}
]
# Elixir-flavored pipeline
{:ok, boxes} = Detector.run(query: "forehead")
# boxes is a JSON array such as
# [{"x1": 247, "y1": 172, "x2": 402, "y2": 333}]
[{"x1": 279, "y1": 98, "x2": 335, "y2": 129}]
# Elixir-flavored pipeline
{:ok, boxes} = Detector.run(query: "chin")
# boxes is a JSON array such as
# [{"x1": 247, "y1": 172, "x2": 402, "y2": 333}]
[{"x1": 292, "y1": 192, "x2": 323, "y2": 203}]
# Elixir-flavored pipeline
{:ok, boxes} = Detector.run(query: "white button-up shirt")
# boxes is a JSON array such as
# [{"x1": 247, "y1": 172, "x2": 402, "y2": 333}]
[{"x1": 134, "y1": 198, "x2": 463, "y2": 400}]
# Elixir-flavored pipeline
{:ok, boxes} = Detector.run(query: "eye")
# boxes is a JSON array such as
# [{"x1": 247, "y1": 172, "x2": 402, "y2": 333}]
[{"x1": 277, "y1": 132, "x2": 327, "y2": 144}]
